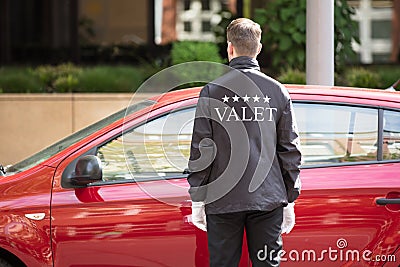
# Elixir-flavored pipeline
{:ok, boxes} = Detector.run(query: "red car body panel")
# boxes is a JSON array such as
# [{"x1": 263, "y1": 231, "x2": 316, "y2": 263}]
[
  {"x1": 0, "y1": 164, "x2": 53, "y2": 266},
  {"x1": 0, "y1": 85, "x2": 399, "y2": 266}
]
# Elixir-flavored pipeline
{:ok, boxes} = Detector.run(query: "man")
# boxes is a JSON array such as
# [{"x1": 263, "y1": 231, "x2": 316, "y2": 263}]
[{"x1": 188, "y1": 18, "x2": 302, "y2": 267}]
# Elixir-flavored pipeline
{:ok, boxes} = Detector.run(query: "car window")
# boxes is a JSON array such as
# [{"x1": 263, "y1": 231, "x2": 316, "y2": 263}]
[
  {"x1": 97, "y1": 103, "x2": 388, "y2": 182},
  {"x1": 383, "y1": 110, "x2": 400, "y2": 160},
  {"x1": 97, "y1": 108, "x2": 195, "y2": 181},
  {"x1": 294, "y1": 103, "x2": 378, "y2": 166}
]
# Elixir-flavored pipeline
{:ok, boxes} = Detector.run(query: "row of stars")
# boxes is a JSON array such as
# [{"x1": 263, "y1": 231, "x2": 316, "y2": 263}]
[{"x1": 222, "y1": 94, "x2": 271, "y2": 103}]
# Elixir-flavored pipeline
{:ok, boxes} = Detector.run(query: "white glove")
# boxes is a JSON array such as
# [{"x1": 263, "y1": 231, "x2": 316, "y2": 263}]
[
  {"x1": 281, "y1": 202, "x2": 295, "y2": 234},
  {"x1": 191, "y1": 201, "x2": 207, "y2": 231}
]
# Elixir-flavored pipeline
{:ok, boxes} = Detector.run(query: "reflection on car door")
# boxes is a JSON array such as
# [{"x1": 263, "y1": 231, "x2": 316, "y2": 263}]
[
  {"x1": 51, "y1": 173, "x2": 201, "y2": 266},
  {"x1": 285, "y1": 163, "x2": 400, "y2": 266},
  {"x1": 281, "y1": 103, "x2": 400, "y2": 266}
]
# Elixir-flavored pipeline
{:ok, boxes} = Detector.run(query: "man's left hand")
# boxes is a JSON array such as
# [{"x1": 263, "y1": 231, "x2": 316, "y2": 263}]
[
  {"x1": 282, "y1": 202, "x2": 295, "y2": 234},
  {"x1": 191, "y1": 201, "x2": 207, "y2": 231}
]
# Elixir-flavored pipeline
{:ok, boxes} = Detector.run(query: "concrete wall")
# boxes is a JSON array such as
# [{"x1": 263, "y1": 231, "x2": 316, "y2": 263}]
[{"x1": 0, "y1": 93, "x2": 156, "y2": 166}]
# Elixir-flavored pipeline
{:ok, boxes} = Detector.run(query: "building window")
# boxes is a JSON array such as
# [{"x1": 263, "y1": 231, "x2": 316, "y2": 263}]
[
  {"x1": 202, "y1": 20, "x2": 212, "y2": 32},
  {"x1": 202, "y1": 0, "x2": 210, "y2": 10},
  {"x1": 184, "y1": 21, "x2": 192, "y2": 32},
  {"x1": 350, "y1": 0, "x2": 393, "y2": 63},
  {"x1": 176, "y1": 0, "x2": 221, "y2": 41},
  {"x1": 184, "y1": 0, "x2": 191, "y2": 10}
]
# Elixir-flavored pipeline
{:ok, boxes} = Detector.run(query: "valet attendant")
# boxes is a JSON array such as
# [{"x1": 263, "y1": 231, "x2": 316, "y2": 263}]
[{"x1": 188, "y1": 18, "x2": 302, "y2": 267}]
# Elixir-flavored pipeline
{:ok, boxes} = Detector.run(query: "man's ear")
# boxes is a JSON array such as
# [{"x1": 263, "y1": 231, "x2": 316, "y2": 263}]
[
  {"x1": 256, "y1": 43, "x2": 262, "y2": 55},
  {"x1": 227, "y1": 42, "x2": 233, "y2": 54},
  {"x1": 227, "y1": 42, "x2": 234, "y2": 58}
]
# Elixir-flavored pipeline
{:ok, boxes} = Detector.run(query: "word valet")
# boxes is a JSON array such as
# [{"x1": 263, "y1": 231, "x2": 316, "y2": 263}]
[{"x1": 214, "y1": 95, "x2": 277, "y2": 122}]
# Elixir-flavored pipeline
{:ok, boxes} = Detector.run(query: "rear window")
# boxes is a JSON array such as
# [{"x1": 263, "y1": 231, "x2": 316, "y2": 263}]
[
  {"x1": 294, "y1": 103, "x2": 378, "y2": 166},
  {"x1": 383, "y1": 109, "x2": 400, "y2": 160}
]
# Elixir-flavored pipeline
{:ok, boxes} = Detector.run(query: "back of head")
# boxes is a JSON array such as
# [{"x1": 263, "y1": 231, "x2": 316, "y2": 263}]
[{"x1": 226, "y1": 18, "x2": 262, "y2": 57}]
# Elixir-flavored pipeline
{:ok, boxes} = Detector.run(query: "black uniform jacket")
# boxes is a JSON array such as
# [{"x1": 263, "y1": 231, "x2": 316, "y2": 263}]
[{"x1": 187, "y1": 56, "x2": 302, "y2": 214}]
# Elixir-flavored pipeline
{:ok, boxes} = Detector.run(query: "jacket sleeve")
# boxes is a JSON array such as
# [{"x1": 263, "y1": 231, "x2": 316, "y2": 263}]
[
  {"x1": 276, "y1": 98, "x2": 302, "y2": 203},
  {"x1": 187, "y1": 86, "x2": 214, "y2": 202}
]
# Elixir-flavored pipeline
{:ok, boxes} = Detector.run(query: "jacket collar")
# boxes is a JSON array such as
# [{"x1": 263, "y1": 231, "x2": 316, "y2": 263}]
[{"x1": 229, "y1": 56, "x2": 260, "y2": 71}]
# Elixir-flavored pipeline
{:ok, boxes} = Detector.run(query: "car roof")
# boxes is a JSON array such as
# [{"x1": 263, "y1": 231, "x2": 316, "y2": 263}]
[
  {"x1": 287, "y1": 84, "x2": 400, "y2": 103},
  {"x1": 41, "y1": 84, "x2": 400, "y2": 169},
  {"x1": 150, "y1": 85, "x2": 400, "y2": 109}
]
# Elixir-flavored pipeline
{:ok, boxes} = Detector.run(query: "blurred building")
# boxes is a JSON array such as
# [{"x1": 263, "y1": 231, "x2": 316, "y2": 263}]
[
  {"x1": 78, "y1": 0, "x2": 238, "y2": 44},
  {"x1": 0, "y1": 0, "x2": 397, "y2": 65},
  {"x1": 349, "y1": 0, "x2": 397, "y2": 63},
  {"x1": 0, "y1": 0, "x2": 80, "y2": 64}
]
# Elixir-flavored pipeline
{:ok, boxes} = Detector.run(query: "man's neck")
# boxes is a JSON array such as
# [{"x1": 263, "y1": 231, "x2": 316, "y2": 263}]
[{"x1": 229, "y1": 55, "x2": 256, "y2": 62}]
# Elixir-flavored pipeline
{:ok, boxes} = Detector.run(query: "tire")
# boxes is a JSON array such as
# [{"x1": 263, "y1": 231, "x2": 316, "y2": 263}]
[{"x1": 0, "y1": 258, "x2": 14, "y2": 267}]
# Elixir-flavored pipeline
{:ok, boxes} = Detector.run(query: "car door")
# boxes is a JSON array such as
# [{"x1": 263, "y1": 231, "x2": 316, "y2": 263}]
[
  {"x1": 50, "y1": 105, "x2": 199, "y2": 267},
  {"x1": 50, "y1": 103, "x2": 250, "y2": 267},
  {"x1": 280, "y1": 102, "x2": 400, "y2": 266}
]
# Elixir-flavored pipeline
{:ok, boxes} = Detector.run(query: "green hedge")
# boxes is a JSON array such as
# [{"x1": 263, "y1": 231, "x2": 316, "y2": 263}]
[
  {"x1": 277, "y1": 69, "x2": 306, "y2": 84},
  {"x1": 0, "y1": 64, "x2": 159, "y2": 93},
  {"x1": 76, "y1": 65, "x2": 146, "y2": 93},
  {"x1": 345, "y1": 68, "x2": 382, "y2": 88},
  {"x1": 171, "y1": 41, "x2": 225, "y2": 65},
  {"x1": 277, "y1": 65, "x2": 400, "y2": 90},
  {"x1": 1, "y1": 64, "x2": 399, "y2": 93},
  {"x1": 0, "y1": 67, "x2": 42, "y2": 93}
]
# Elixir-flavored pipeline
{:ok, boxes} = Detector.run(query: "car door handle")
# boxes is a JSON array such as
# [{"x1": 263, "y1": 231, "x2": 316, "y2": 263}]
[{"x1": 376, "y1": 198, "x2": 400, "y2": 205}]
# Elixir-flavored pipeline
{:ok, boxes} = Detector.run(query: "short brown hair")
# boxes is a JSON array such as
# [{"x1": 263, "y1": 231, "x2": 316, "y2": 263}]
[{"x1": 226, "y1": 18, "x2": 262, "y2": 57}]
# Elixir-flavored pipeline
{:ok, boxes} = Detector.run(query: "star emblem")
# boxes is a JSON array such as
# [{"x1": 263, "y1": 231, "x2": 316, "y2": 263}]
[
  {"x1": 253, "y1": 95, "x2": 260, "y2": 102},
  {"x1": 222, "y1": 95, "x2": 230, "y2": 103},
  {"x1": 232, "y1": 95, "x2": 240, "y2": 102},
  {"x1": 263, "y1": 95, "x2": 271, "y2": 103},
  {"x1": 242, "y1": 95, "x2": 250, "y2": 102}
]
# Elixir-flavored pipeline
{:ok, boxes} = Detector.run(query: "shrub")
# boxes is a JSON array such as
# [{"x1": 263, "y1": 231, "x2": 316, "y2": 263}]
[
  {"x1": 2, "y1": 64, "x2": 395, "y2": 93},
  {"x1": 171, "y1": 41, "x2": 225, "y2": 65},
  {"x1": 334, "y1": 0, "x2": 360, "y2": 72},
  {"x1": 54, "y1": 75, "x2": 79, "y2": 92},
  {"x1": 77, "y1": 65, "x2": 145, "y2": 93},
  {"x1": 0, "y1": 67, "x2": 42, "y2": 93},
  {"x1": 345, "y1": 68, "x2": 382, "y2": 88},
  {"x1": 213, "y1": 8, "x2": 238, "y2": 60},
  {"x1": 367, "y1": 65, "x2": 400, "y2": 88},
  {"x1": 254, "y1": 0, "x2": 358, "y2": 72},
  {"x1": 0, "y1": 65, "x2": 158, "y2": 93},
  {"x1": 170, "y1": 41, "x2": 226, "y2": 89},
  {"x1": 278, "y1": 69, "x2": 306, "y2": 84},
  {"x1": 33, "y1": 63, "x2": 82, "y2": 92},
  {"x1": 254, "y1": 0, "x2": 306, "y2": 71}
]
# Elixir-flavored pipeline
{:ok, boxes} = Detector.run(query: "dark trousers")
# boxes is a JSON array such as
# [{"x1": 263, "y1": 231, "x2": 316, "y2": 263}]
[{"x1": 206, "y1": 207, "x2": 283, "y2": 267}]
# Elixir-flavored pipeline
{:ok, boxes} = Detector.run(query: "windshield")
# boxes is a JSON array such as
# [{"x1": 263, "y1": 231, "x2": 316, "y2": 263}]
[{"x1": 5, "y1": 100, "x2": 155, "y2": 175}]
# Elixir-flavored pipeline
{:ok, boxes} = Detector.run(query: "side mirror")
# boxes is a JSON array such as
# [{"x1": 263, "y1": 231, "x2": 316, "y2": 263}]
[{"x1": 70, "y1": 155, "x2": 103, "y2": 187}]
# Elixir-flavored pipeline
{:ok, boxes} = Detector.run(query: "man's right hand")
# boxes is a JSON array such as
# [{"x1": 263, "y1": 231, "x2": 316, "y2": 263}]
[{"x1": 191, "y1": 201, "x2": 207, "y2": 231}]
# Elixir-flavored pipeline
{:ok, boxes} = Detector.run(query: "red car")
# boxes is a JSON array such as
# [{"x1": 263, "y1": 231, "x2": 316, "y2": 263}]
[{"x1": 0, "y1": 86, "x2": 399, "y2": 267}]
